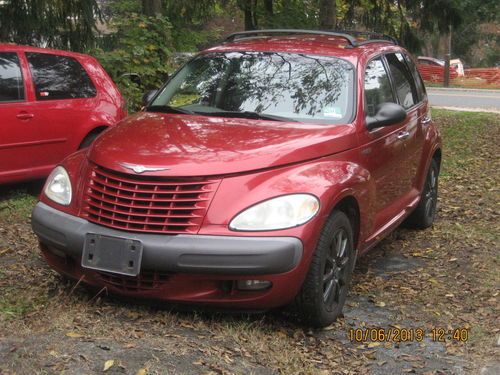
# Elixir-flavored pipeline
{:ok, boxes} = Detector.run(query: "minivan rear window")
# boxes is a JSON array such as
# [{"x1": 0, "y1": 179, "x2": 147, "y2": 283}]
[{"x1": 26, "y1": 52, "x2": 97, "y2": 100}]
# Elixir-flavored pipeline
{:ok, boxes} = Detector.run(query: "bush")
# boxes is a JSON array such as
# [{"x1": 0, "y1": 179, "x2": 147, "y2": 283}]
[{"x1": 91, "y1": 13, "x2": 174, "y2": 112}]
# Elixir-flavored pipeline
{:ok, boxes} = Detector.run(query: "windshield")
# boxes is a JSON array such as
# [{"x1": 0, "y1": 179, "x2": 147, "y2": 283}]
[{"x1": 149, "y1": 52, "x2": 354, "y2": 124}]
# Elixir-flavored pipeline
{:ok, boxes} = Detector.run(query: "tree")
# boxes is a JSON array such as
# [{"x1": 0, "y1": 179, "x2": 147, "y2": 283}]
[
  {"x1": 319, "y1": 0, "x2": 336, "y2": 29},
  {"x1": 238, "y1": 0, "x2": 258, "y2": 30},
  {"x1": 0, "y1": 0, "x2": 101, "y2": 51},
  {"x1": 142, "y1": 0, "x2": 163, "y2": 16}
]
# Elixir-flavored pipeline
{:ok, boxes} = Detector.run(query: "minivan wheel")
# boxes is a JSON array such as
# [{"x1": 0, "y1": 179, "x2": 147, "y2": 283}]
[
  {"x1": 296, "y1": 210, "x2": 356, "y2": 327},
  {"x1": 406, "y1": 159, "x2": 439, "y2": 229}
]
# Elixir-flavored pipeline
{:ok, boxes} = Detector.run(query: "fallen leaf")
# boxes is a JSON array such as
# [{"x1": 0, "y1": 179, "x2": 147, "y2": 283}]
[
  {"x1": 136, "y1": 369, "x2": 147, "y2": 375},
  {"x1": 103, "y1": 360, "x2": 114, "y2": 372},
  {"x1": 66, "y1": 332, "x2": 83, "y2": 338}
]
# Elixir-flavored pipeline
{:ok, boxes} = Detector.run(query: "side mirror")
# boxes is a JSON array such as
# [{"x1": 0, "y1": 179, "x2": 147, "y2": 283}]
[
  {"x1": 366, "y1": 102, "x2": 407, "y2": 130},
  {"x1": 142, "y1": 90, "x2": 158, "y2": 107}
]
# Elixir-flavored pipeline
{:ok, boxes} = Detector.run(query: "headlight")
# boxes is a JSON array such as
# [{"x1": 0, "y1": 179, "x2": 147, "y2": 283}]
[
  {"x1": 44, "y1": 166, "x2": 72, "y2": 206},
  {"x1": 229, "y1": 194, "x2": 320, "y2": 231}
]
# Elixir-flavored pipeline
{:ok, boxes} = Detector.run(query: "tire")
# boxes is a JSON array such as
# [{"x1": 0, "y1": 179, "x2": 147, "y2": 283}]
[
  {"x1": 406, "y1": 159, "x2": 439, "y2": 229},
  {"x1": 296, "y1": 210, "x2": 356, "y2": 327}
]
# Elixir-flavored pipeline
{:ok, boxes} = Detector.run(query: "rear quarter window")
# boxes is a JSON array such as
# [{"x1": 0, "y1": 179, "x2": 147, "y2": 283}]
[{"x1": 26, "y1": 52, "x2": 97, "y2": 100}]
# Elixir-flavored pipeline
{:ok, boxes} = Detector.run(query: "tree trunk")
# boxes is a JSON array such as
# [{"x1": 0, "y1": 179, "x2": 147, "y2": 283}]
[
  {"x1": 242, "y1": 0, "x2": 256, "y2": 30},
  {"x1": 264, "y1": 0, "x2": 273, "y2": 17},
  {"x1": 319, "y1": 0, "x2": 336, "y2": 30},
  {"x1": 142, "y1": 0, "x2": 162, "y2": 16},
  {"x1": 444, "y1": 25, "x2": 452, "y2": 87}
]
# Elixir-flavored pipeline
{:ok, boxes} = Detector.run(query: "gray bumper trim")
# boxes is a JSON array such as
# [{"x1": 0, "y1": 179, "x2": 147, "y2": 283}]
[{"x1": 31, "y1": 202, "x2": 303, "y2": 275}]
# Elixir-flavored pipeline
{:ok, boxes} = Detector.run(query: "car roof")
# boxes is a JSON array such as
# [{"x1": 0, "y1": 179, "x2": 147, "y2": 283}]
[
  {"x1": 203, "y1": 33, "x2": 401, "y2": 65},
  {"x1": 418, "y1": 56, "x2": 444, "y2": 64},
  {"x1": 0, "y1": 43, "x2": 91, "y2": 60}
]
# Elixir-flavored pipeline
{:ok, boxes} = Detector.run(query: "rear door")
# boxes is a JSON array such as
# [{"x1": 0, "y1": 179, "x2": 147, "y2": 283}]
[
  {"x1": 25, "y1": 52, "x2": 98, "y2": 166},
  {"x1": 384, "y1": 52, "x2": 424, "y2": 198},
  {"x1": 359, "y1": 56, "x2": 411, "y2": 232},
  {"x1": 0, "y1": 51, "x2": 39, "y2": 181}
]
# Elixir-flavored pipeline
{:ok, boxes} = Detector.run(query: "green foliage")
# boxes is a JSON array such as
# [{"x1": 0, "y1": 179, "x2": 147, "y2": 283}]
[
  {"x1": 92, "y1": 13, "x2": 174, "y2": 111},
  {"x1": 0, "y1": 191, "x2": 37, "y2": 222},
  {"x1": 0, "y1": 0, "x2": 101, "y2": 51}
]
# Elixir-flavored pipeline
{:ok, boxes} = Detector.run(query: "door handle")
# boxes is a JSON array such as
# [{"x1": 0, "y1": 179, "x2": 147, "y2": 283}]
[
  {"x1": 397, "y1": 131, "x2": 410, "y2": 140},
  {"x1": 422, "y1": 116, "x2": 431, "y2": 125},
  {"x1": 16, "y1": 112, "x2": 35, "y2": 120}
]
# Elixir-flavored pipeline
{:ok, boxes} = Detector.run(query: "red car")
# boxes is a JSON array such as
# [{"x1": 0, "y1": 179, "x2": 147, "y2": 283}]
[
  {"x1": 417, "y1": 56, "x2": 459, "y2": 82},
  {"x1": 0, "y1": 44, "x2": 126, "y2": 184},
  {"x1": 32, "y1": 30, "x2": 441, "y2": 327}
]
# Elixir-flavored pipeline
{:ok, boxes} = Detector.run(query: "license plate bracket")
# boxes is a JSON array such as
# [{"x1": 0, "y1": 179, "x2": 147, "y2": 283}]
[{"x1": 82, "y1": 233, "x2": 143, "y2": 276}]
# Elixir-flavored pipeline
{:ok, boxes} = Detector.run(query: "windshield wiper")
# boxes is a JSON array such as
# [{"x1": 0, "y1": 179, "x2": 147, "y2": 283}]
[
  {"x1": 146, "y1": 105, "x2": 195, "y2": 115},
  {"x1": 195, "y1": 110, "x2": 298, "y2": 122}
]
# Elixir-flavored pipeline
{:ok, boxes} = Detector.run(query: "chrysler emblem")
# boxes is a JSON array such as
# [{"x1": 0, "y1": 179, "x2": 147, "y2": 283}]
[{"x1": 120, "y1": 163, "x2": 170, "y2": 174}]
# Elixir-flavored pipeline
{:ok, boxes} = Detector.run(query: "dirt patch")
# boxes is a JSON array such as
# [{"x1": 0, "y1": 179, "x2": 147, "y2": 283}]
[{"x1": 0, "y1": 110, "x2": 498, "y2": 374}]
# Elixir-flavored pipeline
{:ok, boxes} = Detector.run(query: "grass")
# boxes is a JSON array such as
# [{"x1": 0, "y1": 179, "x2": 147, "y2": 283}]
[
  {"x1": 0, "y1": 190, "x2": 38, "y2": 222},
  {"x1": 432, "y1": 109, "x2": 494, "y2": 175},
  {"x1": 0, "y1": 293, "x2": 46, "y2": 319}
]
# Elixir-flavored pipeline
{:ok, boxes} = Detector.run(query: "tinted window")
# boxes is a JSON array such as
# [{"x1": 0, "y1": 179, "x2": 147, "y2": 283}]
[
  {"x1": 0, "y1": 52, "x2": 24, "y2": 102},
  {"x1": 152, "y1": 52, "x2": 354, "y2": 124},
  {"x1": 364, "y1": 57, "x2": 394, "y2": 117},
  {"x1": 26, "y1": 53, "x2": 96, "y2": 100},
  {"x1": 404, "y1": 54, "x2": 426, "y2": 102},
  {"x1": 386, "y1": 53, "x2": 418, "y2": 109}
]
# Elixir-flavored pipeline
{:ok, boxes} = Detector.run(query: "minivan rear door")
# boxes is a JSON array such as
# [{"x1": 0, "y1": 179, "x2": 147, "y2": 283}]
[{"x1": 24, "y1": 52, "x2": 98, "y2": 166}]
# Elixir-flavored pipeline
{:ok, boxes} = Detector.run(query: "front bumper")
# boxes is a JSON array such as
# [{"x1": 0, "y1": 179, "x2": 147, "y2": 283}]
[{"x1": 32, "y1": 202, "x2": 303, "y2": 276}]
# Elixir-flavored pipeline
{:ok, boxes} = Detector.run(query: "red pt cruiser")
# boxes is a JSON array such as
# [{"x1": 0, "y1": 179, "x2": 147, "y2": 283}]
[{"x1": 32, "y1": 30, "x2": 441, "y2": 327}]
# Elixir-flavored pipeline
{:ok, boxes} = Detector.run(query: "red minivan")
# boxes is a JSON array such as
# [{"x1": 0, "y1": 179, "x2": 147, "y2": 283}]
[
  {"x1": 32, "y1": 30, "x2": 441, "y2": 327},
  {"x1": 0, "y1": 44, "x2": 126, "y2": 184}
]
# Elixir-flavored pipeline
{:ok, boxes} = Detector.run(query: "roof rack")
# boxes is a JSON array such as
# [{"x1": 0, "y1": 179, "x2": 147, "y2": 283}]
[
  {"x1": 331, "y1": 30, "x2": 399, "y2": 45},
  {"x1": 224, "y1": 29, "x2": 397, "y2": 48}
]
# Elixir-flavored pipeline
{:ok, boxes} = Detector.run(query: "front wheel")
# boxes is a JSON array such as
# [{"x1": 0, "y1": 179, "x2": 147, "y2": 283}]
[
  {"x1": 406, "y1": 159, "x2": 439, "y2": 229},
  {"x1": 295, "y1": 210, "x2": 356, "y2": 327}
]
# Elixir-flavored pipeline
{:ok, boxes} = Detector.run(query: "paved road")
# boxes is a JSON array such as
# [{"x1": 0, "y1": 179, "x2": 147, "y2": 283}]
[{"x1": 427, "y1": 87, "x2": 500, "y2": 112}]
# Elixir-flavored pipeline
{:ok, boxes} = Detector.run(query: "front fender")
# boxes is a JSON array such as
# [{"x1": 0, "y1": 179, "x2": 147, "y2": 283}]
[
  {"x1": 201, "y1": 158, "x2": 373, "y2": 247},
  {"x1": 39, "y1": 149, "x2": 89, "y2": 216}
]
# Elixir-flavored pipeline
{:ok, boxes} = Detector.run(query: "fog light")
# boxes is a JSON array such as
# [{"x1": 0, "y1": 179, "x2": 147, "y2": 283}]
[{"x1": 236, "y1": 280, "x2": 272, "y2": 291}]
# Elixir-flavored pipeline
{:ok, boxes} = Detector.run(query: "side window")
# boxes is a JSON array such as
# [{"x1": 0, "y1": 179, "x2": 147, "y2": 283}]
[
  {"x1": 26, "y1": 53, "x2": 96, "y2": 100},
  {"x1": 364, "y1": 57, "x2": 395, "y2": 117},
  {"x1": 0, "y1": 52, "x2": 25, "y2": 102},
  {"x1": 404, "y1": 54, "x2": 426, "y2": 102},
  {"x1": 385, "y1": 53, "x2": 418, "y2": 109}
]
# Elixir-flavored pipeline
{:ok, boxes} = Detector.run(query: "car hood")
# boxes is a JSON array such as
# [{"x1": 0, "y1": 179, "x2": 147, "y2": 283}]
[{"x1": 89, "y1": 112, "x2": 357, "y2": 177}]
